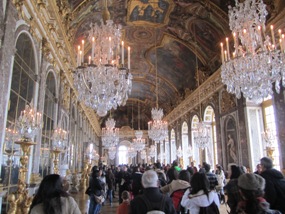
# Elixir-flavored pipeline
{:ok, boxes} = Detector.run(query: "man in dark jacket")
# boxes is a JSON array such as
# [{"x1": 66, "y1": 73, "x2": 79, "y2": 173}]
[
  {"x1": 130, "y1": 170, "x2": 176, "y2": 214},
  {"x1": 260, "y1": 157, "x2": 285, "y2": 213}
]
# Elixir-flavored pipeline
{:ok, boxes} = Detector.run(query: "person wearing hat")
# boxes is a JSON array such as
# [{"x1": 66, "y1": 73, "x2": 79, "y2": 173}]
[{"x1": 237, "y1": 173, "x2": 281, "y2": 214}]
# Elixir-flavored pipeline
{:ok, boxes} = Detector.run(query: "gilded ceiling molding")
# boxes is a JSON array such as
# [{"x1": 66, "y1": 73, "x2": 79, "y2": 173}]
[{"x1": 165, "y1": 68, "x2": 223, "y2": 125}]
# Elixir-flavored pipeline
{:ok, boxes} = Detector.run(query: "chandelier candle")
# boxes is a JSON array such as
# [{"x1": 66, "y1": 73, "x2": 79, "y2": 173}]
[{"x1": 220, "y1": 0, "x2": 285, "y2": 103}]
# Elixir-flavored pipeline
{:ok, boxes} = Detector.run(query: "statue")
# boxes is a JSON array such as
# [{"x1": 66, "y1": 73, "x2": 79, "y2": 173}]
[{"x1": 227, "y1": 134, "x2": 238, "y2": 163}]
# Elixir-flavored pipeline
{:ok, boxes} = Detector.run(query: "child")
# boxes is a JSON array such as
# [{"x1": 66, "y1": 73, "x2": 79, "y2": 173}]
[{"x1": 116, "y1": 191, "x2": 130, "y2": 214}]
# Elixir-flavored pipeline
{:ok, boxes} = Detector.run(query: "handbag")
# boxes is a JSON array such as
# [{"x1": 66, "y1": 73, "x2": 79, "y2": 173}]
[{"x1": 94, "y1": 195, "x2": 105, "y2": 204}]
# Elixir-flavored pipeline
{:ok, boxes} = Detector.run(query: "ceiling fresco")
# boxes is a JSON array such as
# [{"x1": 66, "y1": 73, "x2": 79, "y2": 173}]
[{"x1": 60, "y1": 0, "x2": 284, "y2": 129}]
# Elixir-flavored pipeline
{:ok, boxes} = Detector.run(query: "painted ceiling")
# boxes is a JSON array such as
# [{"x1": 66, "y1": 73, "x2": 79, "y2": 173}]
[{"x1": 60, "y1": 0, "x2": 282, "y2": 129}]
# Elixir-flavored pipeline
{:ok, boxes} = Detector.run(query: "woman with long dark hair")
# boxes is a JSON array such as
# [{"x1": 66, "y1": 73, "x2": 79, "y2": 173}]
[
  {"x1": 88, "y1": 169, "x2": 104, "y2": 214},
  {"x1": 224, "y1": 164, "x2": 244, "y2": 214},
  {"x1": 181, "y1": 172, "x2": 220, "y2": 213},
  {"x1": 29, "y1": 174, "x2": 81, "y2": 214}
]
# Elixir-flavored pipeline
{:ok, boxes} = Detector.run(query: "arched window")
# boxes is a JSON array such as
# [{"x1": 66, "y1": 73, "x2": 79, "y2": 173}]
[
  {"x1": 182, "y1": 122, "x2": 190, "y2": 168},
  {"x1": 191, "y1": 115, "x2": 200, "y2": 165},
  {"x1": 170, "y1": 129, "x2": 176, "y2": 163},
  {"x1": 4, "y1": 33, "x2": 37, "y2": 185},
  {"x1": 41, "y1": 71, "x2": 56, "y2": 177},
  {"x1": 204, "y1": 106, "x2": 217, "y2": 167},
  {"x1": 165, "y1": 136, "x2": 170, "y2": 164},
  {"x1": 118, "y1": 145, "x2": 128, "y2": 165}
]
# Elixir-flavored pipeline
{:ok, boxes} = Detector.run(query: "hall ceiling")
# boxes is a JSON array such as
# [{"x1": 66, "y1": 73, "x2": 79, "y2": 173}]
[{"x1": 58, "y1": 0, "x2": 281, "y2": 130}]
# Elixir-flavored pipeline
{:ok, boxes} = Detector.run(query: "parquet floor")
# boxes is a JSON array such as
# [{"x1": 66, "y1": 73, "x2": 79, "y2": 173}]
[{"x1": 71, "y1": 190, "x2": 229, "y2": 214}]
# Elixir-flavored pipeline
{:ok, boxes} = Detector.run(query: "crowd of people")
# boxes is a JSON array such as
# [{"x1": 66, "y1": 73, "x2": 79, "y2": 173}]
[{"x1": 29, "y1": 156, "x2": 285, "y2": 214}]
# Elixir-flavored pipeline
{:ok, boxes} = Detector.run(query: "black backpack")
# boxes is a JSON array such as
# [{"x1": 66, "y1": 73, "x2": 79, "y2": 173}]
[{"x1": 199, "y1": 201, "x2": 220, "y2": 214}]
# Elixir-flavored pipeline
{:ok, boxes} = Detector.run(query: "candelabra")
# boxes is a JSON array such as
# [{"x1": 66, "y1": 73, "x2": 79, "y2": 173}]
[
  {"x1": 7, "y1": 102, "x2": 42, "y2": 214},
  {"x1": 262, "y1": 127, "x2": 276, "y2": 160},
  {"x1": 133, "y1": 130, "x2": 146, "y2": 152},
  {"x1": 220, "y1": 0, "x2": 285, "y2": 103},
  {"x1": 51, "y1": 127, "x2": 68, "y2": 174}
]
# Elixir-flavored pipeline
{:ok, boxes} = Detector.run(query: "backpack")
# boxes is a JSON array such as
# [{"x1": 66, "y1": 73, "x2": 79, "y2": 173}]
[
  {"x1": 170, "y1": 188, "x2": 187, "y2": 212},
  {"x1": 199, "y1": 201, "x2": 220, "y2": 214},
  {"x1": 141, "y1": 194, "x2": 166, "y2": 214}
]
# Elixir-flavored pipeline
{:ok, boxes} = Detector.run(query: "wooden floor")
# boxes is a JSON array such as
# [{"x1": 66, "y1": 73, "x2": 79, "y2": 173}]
[{"x1": 71, "y1": 190, "x2": 229, "y2": 214}]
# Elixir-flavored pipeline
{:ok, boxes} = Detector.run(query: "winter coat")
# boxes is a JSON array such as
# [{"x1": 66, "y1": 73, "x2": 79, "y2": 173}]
[
  {"x1": 130, "y1": 187, "x2": 176, "y2": 214},
  {"x1": 30, "y1": 196, "x2": 81, "y2": 214},
  {"x1": 260, "y1": 168, "x2": 285, "y2": 213},
  {"x1": 181, "y1": 189, "x2": 220, "y2": 214},
  {"x1": 160, "y1": 179, "x2": 190, "y2": 196}
]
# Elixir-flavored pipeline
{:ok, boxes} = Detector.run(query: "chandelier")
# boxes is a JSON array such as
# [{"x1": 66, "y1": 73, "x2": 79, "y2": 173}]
[
  {"x1": 140, "y1": 150, "x2": 146, "y2": 160},
  {"x1": 148, "y1": 29, "x2": 168, "y2": 143},
  {"x1": 16, "y1": 101, "x2": 42, "y2": 141},
  {"x1": 128, "y1": 145, "x2": 137, "y2": 158},
  {"x1": 192, "y1": 35, "x2": 210, "y2": 149},
  {"x1": 177, "y1": 146, "x2": 183, "y2": 158},
  {"x1": 148, "y1": 145, "x2": 156, "y2": 158},
  {"x1": 133, "y1": 130, "x2": 146, "y2": 151},
  {"x1": 221, "y1": 0, "x2": 285, "y2": 103},
  {"x1": 52, "y1": 126, "x2": 68, "y2": 151},
  {"x1": 108, "y1": 146, "x2": 116, "y2": 160},
  {"x1": 102, "y1": 118, "x2": 119, "y2": 148},
  {"x1": 73, "y1": 1, "x2": 132, "y2": 117},
  {"x1": 133, "y1": 101, "x2": 146, "y2": 151}
]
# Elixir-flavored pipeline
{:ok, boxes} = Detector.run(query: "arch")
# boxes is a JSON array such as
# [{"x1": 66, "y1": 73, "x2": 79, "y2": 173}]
[
  {"x1": 118, "y1": 140, "x2": 131, "y2": 165},
  {"x1": 204, "y1": 105, "x2": 217, "y2": 168},
  {"x1": 170, "y1": 129, "x2": 176, "y2": 163},
  {"x1": 4, "y1": 32, "x2": 38, "y2": 186},
  {"x1": 41, "y1": 70, "x2": 57, "y2": 176},
  {"x1": 181, "y1": 121, "x2": 190, "y2": 168},
  {"x1": 191, "y1": 115, "x2": 200, "y2": 165}
]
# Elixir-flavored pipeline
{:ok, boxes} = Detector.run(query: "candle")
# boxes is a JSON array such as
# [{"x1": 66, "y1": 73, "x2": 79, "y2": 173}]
[
  {"x1": 92, "y1": 37, "x2": 95, "y2": 63},
  {"x1": 220, "y1": 43, "x2": 224, "y2": 64},
  {"x1": 233, "y1": 52, "x2": 236, "y2": 58},
  {"x1": 121, "y1": 41, "x2": 124, "y2": 65},
  {"x1": 224, "y1": 50, "x2": 227, "y2": 62},
  {"x1": 81, "y1": 40, "x2": 85, "y2": 63},
  {"x1": 88, "y1": 56, "x2": 91, "y2": 64},
  {"x1": 233, "y1": 32, "x2": 238, "y2": 55},
  {"x1": 79, "y1": 50, "x2": 82, "y2": 65},
  {"x1": 226, "y1": 37, "x2": 230, "y2": 60},
  {"x1": 257, "y1": 26, "x2": 263, "y2": 48},
  {"x1": 282, "y1": 34, "x2": 285, "y2": 52},
  {"x1": 77, "y1": 45, "x2": 80, "y2": 66},
  {"x1": 128, "y1": 46, "x2": 130, "y2": 70},
  {"x1": 108, "y1": 37, "x2": 111, "y2": 61},
  {"x1": 270, "y1": 25, "x2": 275, "y2": 48}
]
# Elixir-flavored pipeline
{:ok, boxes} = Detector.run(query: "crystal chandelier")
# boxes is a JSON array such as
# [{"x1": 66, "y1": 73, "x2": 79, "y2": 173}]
[
  {"x1": 108, "y1": 146, "x2": 116, "y2": 160},
  {"x1": 52, "y1": 127, "x2": 68, "y2": 151},
  {"x1": 73, "y1": 1, "x2": 132, "y2": 117},
  {"x1": 140, "y1": 150, "x2": 146, "y2": 160},
  {"x1": 128, "y1": 145, "x2": 137, "y2": 158},
  {"x1": 16, "y1": 101, "x2": 42, "y2": 141},
  {"x1": 102, "y1": 118, "x2": 119, "y2": 148},
  {"x1": 133, "y1": 130, "x2": 146, "y2": 151},
  {"x1": 148, "y1": 29, "x2": 168, "y2": 143},
  {"x1": 133, "y1": 101, "x2": 146, "y2": 151},
  {"x1": 177, "y1": 146, "x2": 183, "y2": 158},
  {"x1": 221, "y1": 0, "x2": 285, "y2": 103},
  {"x1": 148, "y1": 145, "x2": 156, "y2": 158},
  {"x1": 192, "y1": 36, "x2": 210, "y2": 149}
]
